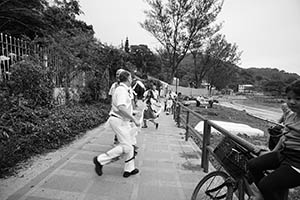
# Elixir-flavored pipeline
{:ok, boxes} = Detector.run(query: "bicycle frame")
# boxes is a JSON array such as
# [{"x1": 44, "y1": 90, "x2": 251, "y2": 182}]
[
  {"x1": 234, "y1": 178, "x2": 253, "y2": 200},
  {"x1": 206, "y1": 177, "x2": 235, "y2": 199}
]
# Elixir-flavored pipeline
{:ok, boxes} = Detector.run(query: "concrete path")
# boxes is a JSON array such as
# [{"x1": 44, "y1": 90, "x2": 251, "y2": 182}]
[{"x1": 3, "y1": 112, "x2": 208, "y2": 200}]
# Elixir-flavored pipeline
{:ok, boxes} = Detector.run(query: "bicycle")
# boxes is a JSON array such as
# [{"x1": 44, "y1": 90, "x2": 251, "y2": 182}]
[{"x1": 190, "y1": 136, "x2": 288, "y2": 200}]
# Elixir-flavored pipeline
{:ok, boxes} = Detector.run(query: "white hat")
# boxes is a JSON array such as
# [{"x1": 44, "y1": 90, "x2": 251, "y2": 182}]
[{"x1": 116, "y1": 69, "x2": 125, "y2": 78}]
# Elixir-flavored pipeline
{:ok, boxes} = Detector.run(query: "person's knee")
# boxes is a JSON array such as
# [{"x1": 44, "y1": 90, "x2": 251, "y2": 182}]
[
  {"x1": 122, "y1": 144, "x2": 134, "y2": 154},
  {"x1": 257, "y1": 179, "x2": 273, "y2": 198}
]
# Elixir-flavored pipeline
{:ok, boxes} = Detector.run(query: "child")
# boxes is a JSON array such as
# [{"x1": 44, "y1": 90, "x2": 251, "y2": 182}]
[
  {"x1": 165, "y1": 97, "x2": 173, "y2": 115},
  {"x1": 247, "y1": 79, "x2": 300, "y2": 200},
  {"x1": 142, "y1": 87, "x2": 159, "y2": 129}
]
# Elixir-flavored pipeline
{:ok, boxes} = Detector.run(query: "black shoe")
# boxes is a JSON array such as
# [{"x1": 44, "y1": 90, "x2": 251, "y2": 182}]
[
  {"x1": 142, "y1": 125, "x2": 148, "y2": 128},
  {"x1": 113, "y1": 140, "x2": 120, "y2": 145},
  {"x1": 155, "y1": 123, "x2": 159, "y2": 129},
  {"x1": 93, "y1": 156, "x2": 103, "y2": 176},
  {"x1": 123, "y1": 168, "x2": 139, "y2": 178}
]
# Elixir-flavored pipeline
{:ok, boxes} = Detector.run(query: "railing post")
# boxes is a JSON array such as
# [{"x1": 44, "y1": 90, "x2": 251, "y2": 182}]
[
  {"x1": 185, "y1": 110, "x2": 190, "y2": 141},
  {"x1": 176, "y1": 103, "x2": 181, "y2": 127},
  {"x1": 173, "y1": 101, "x2": 176, "y2": 120},
  {"x1": 201, "y1": 120, "x2": 211, "y2": 173},
  {"x1": 238, "y1": 179, "x2": 245, "y2": 200}
]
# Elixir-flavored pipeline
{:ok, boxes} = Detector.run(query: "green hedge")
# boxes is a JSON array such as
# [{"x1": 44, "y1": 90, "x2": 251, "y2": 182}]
[{"x1": 0, "y1": 103, "x2": 110, "y2": 178}]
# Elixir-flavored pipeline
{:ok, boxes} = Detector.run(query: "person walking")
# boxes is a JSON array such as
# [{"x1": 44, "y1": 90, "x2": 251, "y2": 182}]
[
  {"x1": 247, "y1": 79, "x2": 300, "y2": 200},
  {"x1": 93, "y1": 70, "x2": 141, "y2": 178},
  {"x1": 108, "y1": 68, "x2": 125, "y2": 144},
  {"x1": 142, "y1": 84, "x2": 160, "y2": 129}
]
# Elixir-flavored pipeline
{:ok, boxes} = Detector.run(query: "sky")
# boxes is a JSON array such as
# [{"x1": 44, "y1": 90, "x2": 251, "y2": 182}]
[{"x1": 77, "y1": 0, "x2": 300, "y2": 76}]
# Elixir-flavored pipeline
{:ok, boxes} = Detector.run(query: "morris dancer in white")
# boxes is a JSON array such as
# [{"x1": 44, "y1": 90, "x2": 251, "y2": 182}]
[
  {"x1": 93, "y1": 70, "x2": 141, "y2": 178},
  {"x1": 108, "y1": 68, "x2": 125, "y2": 144}
]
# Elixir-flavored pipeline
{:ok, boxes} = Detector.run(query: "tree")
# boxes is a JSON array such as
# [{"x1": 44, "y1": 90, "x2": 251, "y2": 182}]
[
  {"x1": 43, "y1": 0, "x2": 93, "y2": 36},
  {"x1": 130, "y1": 44, "x2": 160, "y2": 75},
  {"x1": 189, "y1": 20, "x2": 222, "y2": 87},
  {"x1": 192, "y1": 34, "x2": 242, "y2": 89},
  {"x1": 263, "y1": 80, "x2": 286, "y2": 96},
  {"x1": 124, "y1": 37, "x2": 130, "y2": 53},
  {"x1": 141, "y1": 0, "x2": 223, "y2": 83},
  {"x1": 0, "y1": 0, "x2": 48, "y2": 38},
  {"x1": 206, "y1": 63, "x2": 238, "y2": 91}
]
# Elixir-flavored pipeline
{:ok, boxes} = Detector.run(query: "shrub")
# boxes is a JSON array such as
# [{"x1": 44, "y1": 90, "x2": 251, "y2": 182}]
[
  {"x1": 0, "y1": 103, "x2": 110, "y2": 178},
  {"x1": 8, "y1": 60, "x2": 54, "y2": 107}
]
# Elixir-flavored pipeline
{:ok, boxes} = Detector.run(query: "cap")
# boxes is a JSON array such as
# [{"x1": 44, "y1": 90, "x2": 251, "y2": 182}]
[{"x1": 116, "y1": 69, "x2": 125, "y2": 78}]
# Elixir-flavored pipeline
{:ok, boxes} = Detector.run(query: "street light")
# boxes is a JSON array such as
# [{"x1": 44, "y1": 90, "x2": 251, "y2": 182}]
[{"x1": 175, "y1": 77, "x2": 178, "y2": 94}]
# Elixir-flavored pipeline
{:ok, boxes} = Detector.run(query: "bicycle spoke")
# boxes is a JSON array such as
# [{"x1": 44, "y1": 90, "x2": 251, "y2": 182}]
[{"x1": 191, "y1": 171, "x2": 234, "y2": 200}]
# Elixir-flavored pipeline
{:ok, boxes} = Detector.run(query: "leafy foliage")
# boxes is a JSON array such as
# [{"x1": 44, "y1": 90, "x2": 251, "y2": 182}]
[
  {"x1": 7, "y1": 60, "x2": 54, "y2": 107},
  {"x1": 0, "y1": 0, "x2": 48, "y2": 38},
  {"x1": 130, "y1": 44, "x2": 162, "y2": 75},
  {"x1": 0, "y1": 103, "x2": 110, "y2": 178},
  {"x1": 141, "y1": 0, "x2": 224, "y2": 83}
]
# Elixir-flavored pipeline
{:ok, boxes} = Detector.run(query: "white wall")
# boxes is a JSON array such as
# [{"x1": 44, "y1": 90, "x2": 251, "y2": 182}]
[{"x1": 168, "y1": 85, "x2": 211, "y2": 97}]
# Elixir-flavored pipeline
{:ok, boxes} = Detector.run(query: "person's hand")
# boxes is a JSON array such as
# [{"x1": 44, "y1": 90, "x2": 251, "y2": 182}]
[
  {"x1": 254, "y1": 146, "x2": 270, "y2": 156},
  {"x1": 258, "y1": 149, "x2": 270, "y2": 156},
  {"x1": 279, "y1": 135, "x2": 286, "y2": 143}
]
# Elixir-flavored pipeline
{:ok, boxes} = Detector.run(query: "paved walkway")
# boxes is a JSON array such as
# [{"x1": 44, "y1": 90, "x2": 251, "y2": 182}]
[{"x1": 4, "y1": 112, "x2": 208, "y2": 200}]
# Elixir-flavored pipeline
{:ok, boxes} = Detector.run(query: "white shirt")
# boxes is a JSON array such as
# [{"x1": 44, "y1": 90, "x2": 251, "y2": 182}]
[
  {"x1": 144, "y1": 89, "x2": 159, "y2": 101},
  {"x1": 108, "y1": 82, "x2": 119, "y2": 96},
  {"x1": 152, "y1": 89, "x2": 159, "y2": 100},
  {"x1": 110, "y1": 82, "x2": 135, "y2": 99},
  {"x1": 110, "y1": 83, "x2": 133, "y2": 120}
]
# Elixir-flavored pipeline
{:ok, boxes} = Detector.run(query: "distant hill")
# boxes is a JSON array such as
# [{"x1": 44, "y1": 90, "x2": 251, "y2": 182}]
[
  {"x1": 243, "y1": 67, "x2": 299, "y2": 82},
  {"x1": 176, "y1": 53, "x2": 300, "y2": 91}
]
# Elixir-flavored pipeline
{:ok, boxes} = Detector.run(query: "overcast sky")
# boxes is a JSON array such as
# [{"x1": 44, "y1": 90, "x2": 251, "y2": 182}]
[{"x1": 77, "y1": 0, "x2": 300, "y2": 76}]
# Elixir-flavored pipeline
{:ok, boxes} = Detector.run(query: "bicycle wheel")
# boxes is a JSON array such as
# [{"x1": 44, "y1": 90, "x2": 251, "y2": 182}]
[{"x1": 191, "y1": 171, "x2": 234, "y2": 200}]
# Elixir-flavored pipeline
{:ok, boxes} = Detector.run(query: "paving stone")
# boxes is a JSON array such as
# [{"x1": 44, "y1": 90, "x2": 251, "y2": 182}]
[
  {"x1": 41, "y1": 175, "x2": 91, "y2": 192},
  {"x1": 137, "y1": 185, "x2": 184, "y2": 200},
  {"x1": 24, "y1": 196, "x2": 53, "y2": 200},
  {"x1": 144, "y1": 143, "x2": 170, "y2": 151},
  {"x1": 28, "y1": 188, "x2": 84, "y2": 200},
  {"x1": 87, "y1": 180, "x2": 133, "y2": 200},
  {"x1": 142, "y1": 159, "x2": 177, "y2": 170},
  {"x1": 81, "y1": 144, "x2": 113, "y2": 152},
  {"x1": 61, "y1": 162, "x2": 93, "y2": 173},
  {"x1": 73, "y1": 153, "x2": 95, "y2": 161},
  {"x1": 143, "y1": 151, "x2": 174, "y2": 160},
  {"x1": 178, "y1": 172, "x2": 204, "y2": 183}
]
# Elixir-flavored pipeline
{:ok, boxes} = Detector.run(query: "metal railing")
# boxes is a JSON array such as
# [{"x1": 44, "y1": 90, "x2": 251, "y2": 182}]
[
  {"x1": 173, "y1": 101, "x2": 258, "y2": 173},
  {"x1": 0, "y1": 32, "x2": 62, "y2": 86}
]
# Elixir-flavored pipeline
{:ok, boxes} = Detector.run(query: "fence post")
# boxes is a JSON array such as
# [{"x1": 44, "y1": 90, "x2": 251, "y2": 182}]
[
  {"x1": 176, "y1": 103, "x2": 181, "y2": 127},
  {"x1": 185, "y1": 110, "x2": 190, "y2": 141},
  {"x1": 173, "y1": 101, "x2": 176, "y2": 120},
  {"x1": 201, "y1": 120, "x2": 211, "y2": 173}
]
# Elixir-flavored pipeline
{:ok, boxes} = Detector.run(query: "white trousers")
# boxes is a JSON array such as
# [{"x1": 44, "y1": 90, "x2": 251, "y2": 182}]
[{"x1": 97, "y1": 117, "x2": 137, "y2": 172}]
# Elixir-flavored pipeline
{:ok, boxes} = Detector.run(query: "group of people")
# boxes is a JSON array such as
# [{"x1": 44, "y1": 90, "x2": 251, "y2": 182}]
[
  {"x1": 93, "y1": 68, "x2": 300, "y2": 200},
  {"x1": 93, "y1": 69, "x2": 162, "y2": 178}
]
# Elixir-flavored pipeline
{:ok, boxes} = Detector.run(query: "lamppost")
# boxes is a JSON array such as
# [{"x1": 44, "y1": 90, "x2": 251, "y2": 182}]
[{"x1": 175, "y1": 77, "x2": 178, "y2": 94}]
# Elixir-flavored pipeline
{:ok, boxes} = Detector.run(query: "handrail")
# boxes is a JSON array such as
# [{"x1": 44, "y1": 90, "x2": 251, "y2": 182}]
[{"x1": 173, "y1": 101, "x2": 259, "y2": 173}]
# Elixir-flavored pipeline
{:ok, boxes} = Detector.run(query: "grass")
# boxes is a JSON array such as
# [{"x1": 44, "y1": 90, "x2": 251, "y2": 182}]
[{"x1": 181, "y1": 103, "x2": 272, "y2": 147}]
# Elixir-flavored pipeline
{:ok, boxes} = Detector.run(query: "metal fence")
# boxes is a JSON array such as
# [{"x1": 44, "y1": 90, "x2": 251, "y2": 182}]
[{"x1": 0, "y1": 32, "x2": 62, "y2": 85}]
